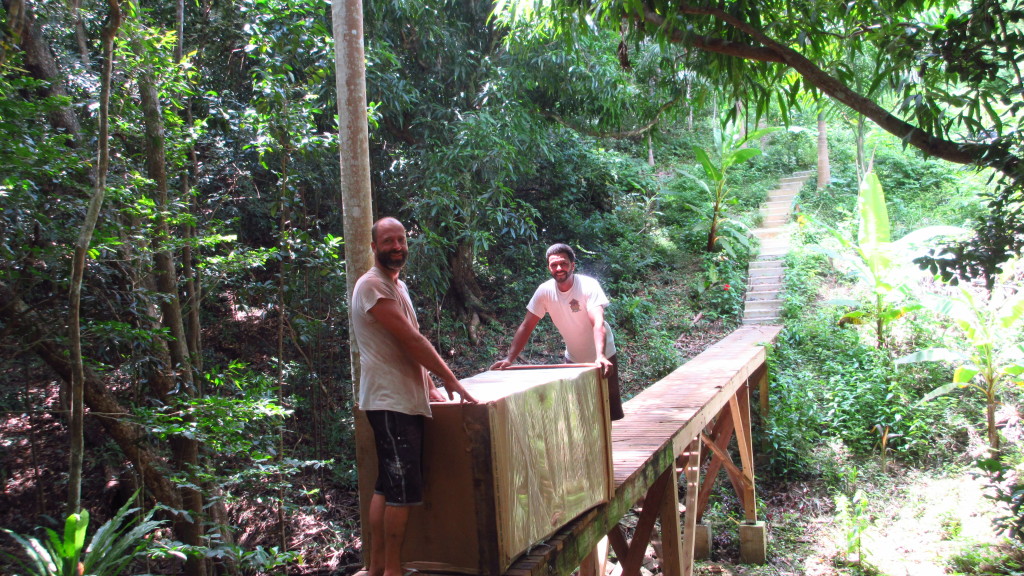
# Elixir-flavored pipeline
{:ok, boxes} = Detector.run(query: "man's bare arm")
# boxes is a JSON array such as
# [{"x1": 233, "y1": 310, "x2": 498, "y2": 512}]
[
  {"x1": 490, "y1": 312, "x2": 543, "y2": 370},
  {"x1": 588, "y1": 305, "x2": 612, "y2": 375},
  {"x1": 368, "y1": 299, "x2": 477, "y2": 403}
]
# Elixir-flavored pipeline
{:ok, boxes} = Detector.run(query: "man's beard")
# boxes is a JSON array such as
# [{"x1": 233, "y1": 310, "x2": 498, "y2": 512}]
[
  {"x1": 378, "y1": 249, "x2": 407, "y2": 271},
  {"x1": 551, "y1": 270, "x2": 570, "y2": 283}
]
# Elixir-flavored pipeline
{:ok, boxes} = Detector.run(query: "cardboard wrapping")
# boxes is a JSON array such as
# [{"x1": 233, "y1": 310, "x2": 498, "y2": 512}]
[{"x1": 369, "y1": 365, "x2": 613, "y2": 575}]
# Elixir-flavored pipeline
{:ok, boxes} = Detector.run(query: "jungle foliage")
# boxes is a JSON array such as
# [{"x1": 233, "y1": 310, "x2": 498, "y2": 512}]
[{"x1": 1, "y1": 0, "x2": 1023, "y2": 573}]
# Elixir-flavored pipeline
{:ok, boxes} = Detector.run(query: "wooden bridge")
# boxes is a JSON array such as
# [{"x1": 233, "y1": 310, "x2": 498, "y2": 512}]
[
  {"x1": 500, "y1": 324, "x2": 782, "y2": 576},
  {"x1": 355, "y1": 323, "x2": 782, "y2": 576}
]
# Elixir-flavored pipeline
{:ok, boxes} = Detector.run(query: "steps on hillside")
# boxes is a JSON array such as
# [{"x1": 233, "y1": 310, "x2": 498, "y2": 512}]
[
  {"x1": 746, "y1": 284, "x2": 782, "y2": 300},
  {"x1": 742, "y1": 170, "x2": 815, "y2": 326},
  {"x1": 747, "y1": 271, "x2": 782, "y2": 282}
]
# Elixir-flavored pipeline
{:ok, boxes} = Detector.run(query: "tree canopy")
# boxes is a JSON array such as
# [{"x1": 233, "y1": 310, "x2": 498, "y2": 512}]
[{"x1": 495, "y1": 0, "x2": 1024, "y2": 282}]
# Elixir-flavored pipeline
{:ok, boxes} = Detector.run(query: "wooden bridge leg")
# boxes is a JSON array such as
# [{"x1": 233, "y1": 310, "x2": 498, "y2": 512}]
[
  {"x1": 678, "y1": 439, "x2": 701, "y2": 576},
  {"x1": 753, "y1": 364, "x2": 771, "y2": 455},
  {"x1": 730, "y1": 382, "x2": 767, "y2": 564},
  {"x1": 580, "y1": 537, "x2": 608, "y2": 576},
  {"x1": 728, "y1": 384, "x2": 756, "y2": 523},
  {"x1": 756, "y1": 362, "x2": 769, "y2": 420},
  {"x1": 658, "y1": 456, "x2": 684, "y2": 576},
  {"x1": 694, "y1": 410, "x2": 738, "y2": 524}
]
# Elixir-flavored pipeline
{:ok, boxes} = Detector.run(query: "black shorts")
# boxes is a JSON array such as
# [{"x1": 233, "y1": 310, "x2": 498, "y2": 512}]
[
  {"x1": 606, "y1": 355, "x2": 624, "y2": 421},
  {"x1": 365, "y1": 410, "x2": 425, "y2": 505}
]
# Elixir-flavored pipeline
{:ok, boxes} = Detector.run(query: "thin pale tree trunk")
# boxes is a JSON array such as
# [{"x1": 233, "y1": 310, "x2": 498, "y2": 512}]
[
  {"x1": 174, "y1": 0, "x2": 203, "y2": 373},
  {"x1": 332, "y1": 0, "x2": 375, "y2": 564},
  {"x1": 817, "y1": 111, "x2": 830, "y2": 189},
  {"x1": 856, "y1": 114, "x2": 867, "y2": 185},
  {"x1": 67, "y1": 0, "x2": 120, "y2": 515}
]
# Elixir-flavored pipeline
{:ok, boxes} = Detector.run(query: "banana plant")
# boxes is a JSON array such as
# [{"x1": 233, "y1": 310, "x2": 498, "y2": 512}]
[
  {"x1": 896, "y1": 284, "x2": 1024, "y2": 455},
  {"x1": 690, "y1": 126, "x2": 781, "y2": 253},
  {"x1": 805, "y1": 171, "x2": 965, "y2": 348}
]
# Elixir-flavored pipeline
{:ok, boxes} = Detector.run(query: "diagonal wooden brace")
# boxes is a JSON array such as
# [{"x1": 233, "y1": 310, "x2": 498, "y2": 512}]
[
  {"x1": 728, "y1": 383, "x2": 757, "y2": 522},
  {"x1": 694, "y1": 409, "x2": 739, "y2": 524},
  {"x1": 608, "y1": 466, "x2": 672, "y2": 576}
]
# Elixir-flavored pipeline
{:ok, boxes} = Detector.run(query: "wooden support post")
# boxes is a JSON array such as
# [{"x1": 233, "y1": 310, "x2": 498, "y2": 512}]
[
  {"x1": 753, "y1": 364, "x2": 770, "y2": 456},
  {"x1": 608, "y1": 524, "x2": 629, "y2": 563},
  {"x1": 658, "y1": 457, "x2": 684, "y2": 576},
  {"x1": 580, "y1": 537, "x2": 609, "y2": 576},
  {"x1": 756, "y1": 362, "x2": 769, "y2": 420},
  {"x1": 728, "y1": 385, "x2": 757, "y2": 523},
  {"x1": 679, "y1": 440, "x2": 700, "y2": 576}
]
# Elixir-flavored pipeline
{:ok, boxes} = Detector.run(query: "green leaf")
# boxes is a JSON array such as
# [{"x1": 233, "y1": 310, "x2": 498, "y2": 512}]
[
  {"x1": 692, "y1": 146, "x2": 721, "y2": 182},
  {"x1": 998, "y1": 291, "x2": 1024, "y2": 329},
  {"x1": 895, "y1": 348, "x2": 968, "y2": 364},
  {"x1": 73, "y1": 511, "x2": 88, "y2": 556},
  {"x1": 858, "y1": 172, "x2": 891, "y2": 247},
  {"x1": 953, "y1": 366, "x2": 979, "y2": 383},
  {"x1": 918, "y1": 382, "x2": 961, "y2": 404},
  {"x1": 726, "y1": 147, "x2": 762, "y2": 168},
  {"x1": 1001, "y1": 363, "x2": 1024, "y2": 377}
]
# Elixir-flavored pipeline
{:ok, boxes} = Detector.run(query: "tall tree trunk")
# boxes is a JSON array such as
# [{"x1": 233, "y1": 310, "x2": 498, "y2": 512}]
[
  {"x1": 856, "y1": 114, "x2": 867, "y2": 185},
  {"x1": 275, "y1": 149, "x2": 292, "y2": 553},
  {"x1": 447, "y1": 240, "x2": 491, "y2": 344},
  {"x1": 333, "y1": 0, "x2": 374, "y2": 380},
  {"x1": 70, "y1": 0, "x2": 90, "y2": 66},
  {"x1": 174, "y1": 0, "x2": 203, "y2": 374},
  {"x1": 686, "y1": 74, "x2": 693, "y2": 131},
  {"x1": 67, "y1": 0, "x2": 120, "y2": 516},
  {"x1": 735, "y1": 99, "x2": 745, "y2": 138},
  {"x1": 332, "y1": 0, "x2": 375, "y2": 565},
  {"x1": 817, "y1": 111, "x2": 830, "y2": 190},
  {"x1": 134, "y1": 20, "x2": 206, "y2": 575},
  {"x1": 3, "y1": 0, "x2": 82, "y2": 142}
]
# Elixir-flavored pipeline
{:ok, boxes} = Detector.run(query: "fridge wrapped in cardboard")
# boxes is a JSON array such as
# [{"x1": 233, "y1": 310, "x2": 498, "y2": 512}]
[{"x1": 365, "y1": 365, "x2": 614, "y2": 575}]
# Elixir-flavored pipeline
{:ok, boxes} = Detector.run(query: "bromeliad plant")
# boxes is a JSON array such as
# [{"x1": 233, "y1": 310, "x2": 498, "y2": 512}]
[
  {"x1": 896, "y1": 283, "x2": 1024, "y2": 455},
  {"x1": 2, "y1": 494, "x2": 163, "y2": 576}
]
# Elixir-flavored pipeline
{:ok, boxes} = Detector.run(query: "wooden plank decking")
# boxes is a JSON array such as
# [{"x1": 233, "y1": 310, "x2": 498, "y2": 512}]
[{"x1": 503, "y1": 324, "x2": 783, "y2": 576}]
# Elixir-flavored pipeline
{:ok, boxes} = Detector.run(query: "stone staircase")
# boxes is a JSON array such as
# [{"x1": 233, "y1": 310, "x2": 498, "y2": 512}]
[{"x1": 742, "y1": 170, "x2": 815, "y2": 325}]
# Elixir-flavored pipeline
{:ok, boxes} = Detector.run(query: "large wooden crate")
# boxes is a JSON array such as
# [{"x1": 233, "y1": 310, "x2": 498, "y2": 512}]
[{"x1": 358, "y1": 366, "x2": 614, "y2": 575}]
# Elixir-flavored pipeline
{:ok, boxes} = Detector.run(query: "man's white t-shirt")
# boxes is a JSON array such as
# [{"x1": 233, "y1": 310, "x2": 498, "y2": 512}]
[
  {"x1": 527, "y1": 273, "x2": 616, "y2": 363},
  {"x1": 352, "y1": 266, "x2": 432, "y2": 416}
]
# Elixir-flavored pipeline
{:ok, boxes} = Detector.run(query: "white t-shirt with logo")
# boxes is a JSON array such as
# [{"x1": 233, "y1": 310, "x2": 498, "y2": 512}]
[
  {"x1": 352, "y1": 266, "x2": 432, "y2": 416},
  {"x1": 527, "y1": 273, "x2": 616, "y2": 363}
]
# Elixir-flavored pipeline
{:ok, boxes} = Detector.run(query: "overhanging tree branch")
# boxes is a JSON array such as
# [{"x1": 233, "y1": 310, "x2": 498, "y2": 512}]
[{"x1": 636, "y1": 2, "x2": 1024, "y2": 179}]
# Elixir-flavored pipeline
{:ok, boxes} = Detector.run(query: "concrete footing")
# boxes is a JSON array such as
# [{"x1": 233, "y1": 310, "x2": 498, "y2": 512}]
[
  {"x1": 738, "y1": 522, "x2": 767, "y2": 564},
  {"x1": 693, "y1": 523, "x2": 712, "y2": 560}
]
